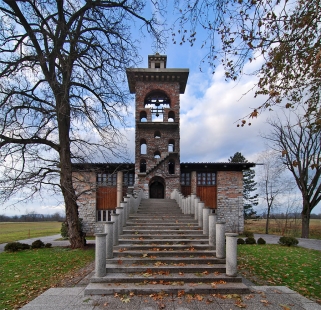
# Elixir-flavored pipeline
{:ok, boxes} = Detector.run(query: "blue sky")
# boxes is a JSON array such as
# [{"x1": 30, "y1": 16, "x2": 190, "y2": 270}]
[{"x1": 1, "y1": 5, "x2": 320, "y2": 216}]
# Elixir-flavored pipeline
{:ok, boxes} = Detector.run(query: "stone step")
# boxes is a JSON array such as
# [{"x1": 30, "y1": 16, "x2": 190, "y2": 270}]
[
  {"x1": 119, "y1": 235, "x2": 207, "y2": 240},
  {"x1": 85, "y1": 198, "x2": 248, "y2": 296},
  {"x1": 90, "y1": 272, "x2": 238, "y2": 283},
  {"x1": 118, "y1": 239, "x2": 208, "y2": 245},
  {"x1": 85, "y1": 282, "x2": 250, "y2": 295},
  {"x1": 112, "y1": 250, "x2": 216, "y2": 257},
  {"x1": 105, "y1": 257, "x2": 225, "y2": 265}
]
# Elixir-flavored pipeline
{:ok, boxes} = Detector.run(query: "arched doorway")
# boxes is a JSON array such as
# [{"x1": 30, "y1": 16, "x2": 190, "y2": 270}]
[{"x1": 149, "y1": 177, "x2": 165, "y2": 199}]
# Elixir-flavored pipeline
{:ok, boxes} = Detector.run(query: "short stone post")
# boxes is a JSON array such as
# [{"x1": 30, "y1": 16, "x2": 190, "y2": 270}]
[
  {"x1": 202, "y1": 207, "x2": 211, "y2": 235},
  {"x1": 95, "y1": 233, "x2": 107, "y2": 277},
  {"x1": 186, "y1": 195, "x2": 191, "y2": 214},
  {"x1": 198, "y1": 202, "x2": 204, "y2": 227},
  {"x1": 194, "y1": 197, "x2": 200, "y2": 220},
  {"x1": 216, "y1": 222, "x2": 226, "y2": 259},
  {"x1": 226, "y1": 233, "x2": 238, "y2": 277},
  {"x1": 190, "y1": 194, "x2": 196, "y2": 215},
  {"x1": 209, "y1": 213, "x2": 217, "y2": 248},
  {"x1": 110, "y1": 213, "x2": 119, "y2": 246},
  {"x1": 104, "y1": 222, "x2": 114, "y2": 259},
  {"x1": 123, "y1": 197, "x2": 129, "y2": 219},
  {"x1": 120, "y1": 202, "x2": 127, "y2": 226},
  {"x1": 116, "y1": 206, "x2": 124, "y2": 235}
]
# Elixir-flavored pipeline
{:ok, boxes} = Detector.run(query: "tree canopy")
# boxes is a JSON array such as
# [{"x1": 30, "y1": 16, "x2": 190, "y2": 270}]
[
  {"x1": 0, "y1": 0, "x2": 164, "y2": 248},
  {"x1": 228, "y1": 152, "x2": 258, "y2": 218},
  {"x1": 174, "y1": 0, "x2": 321, "y2": 129}
]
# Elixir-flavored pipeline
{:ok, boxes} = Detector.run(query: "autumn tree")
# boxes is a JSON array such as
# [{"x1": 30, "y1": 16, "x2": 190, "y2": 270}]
[
  {"x1": 228, "y1": 152, "x2": 258, "y2": 218},
  {"x1": 262, "y1": 113, "x2": 321, "y2": 238},
  {"x1": 173, "y1": 0, "x2": 321, "y2": 129},
  {"x1": 0, "y1": 0, "x2": 164, "y2": 248}
]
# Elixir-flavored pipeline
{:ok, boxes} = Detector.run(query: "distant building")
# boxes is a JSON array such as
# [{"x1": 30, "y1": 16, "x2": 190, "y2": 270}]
[{"x1": 72, "y1": 54, "x2": 255, "y2": 235}]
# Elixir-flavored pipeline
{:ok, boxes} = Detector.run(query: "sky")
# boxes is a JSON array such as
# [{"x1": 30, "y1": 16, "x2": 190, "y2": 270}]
[{"x1": 1, "y1": 4, "x2": 320, "y2": 217}]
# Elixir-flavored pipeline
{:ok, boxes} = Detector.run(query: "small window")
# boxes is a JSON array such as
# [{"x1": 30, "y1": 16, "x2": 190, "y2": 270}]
[
  {"x1": 197, "y1": 172, "x2": 216, "y2": 186},
  {"x1": 155, "y1": 62, "x2": 160, "y2": 68},
  {"x1": 154, "y1": 151, "x2": 161, "y2": 159},
  {"x1": 181, "y1": 173, "x2": 190, "y2": 186},
  {"x1": 140, "y1": 139, "x2": 147, "y2": 154},
  {"x1": 97, "y1": 173, "x2": 117, "y2": 186},
  {"x1": 168, "y1": 111, "x2": 175, "y2": 122},
  {"x1": 168, "y1": 139, "x2": 175, "y2": 152},
  {"x1": 140, "y1": 111, "x2": 147, "y2": 122},
  {"x1": 154, "y1": 131, "x2": 161, "y2": 138},
  {"x1": 140, "y1": 159, "x2": 146, "y2": 173},
  {"x1": 123, "y1": 173, "x2": 134, "y2": 186},
  {"x1": 168, "y1": 160, "x2": 175, "y2": 174}
]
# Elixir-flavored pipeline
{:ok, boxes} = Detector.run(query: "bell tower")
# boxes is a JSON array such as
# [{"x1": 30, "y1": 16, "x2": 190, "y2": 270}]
[{"x1": 126, "y1": 54, "x2": 189, "y2": 198}]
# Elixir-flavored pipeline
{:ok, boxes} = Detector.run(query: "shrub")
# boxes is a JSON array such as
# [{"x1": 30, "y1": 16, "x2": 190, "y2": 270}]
[
  {"x1": 278, "y1": 236, "x2": 299, "y2": 247},
  {"x1": 4, "y1": 242, "x2": 30, "y2": 252},
  {"x1": 61, "y1": 222, "x2": 69, "y2": 239},
  {"x1": 45, "y1": 243, "x2": 52, "y2": 248},
  {"x1": 245, "y1": 237, "x2": 256, "y2": 244},
  {"x1": 31, "y1": 239, "x2": 45, "y2": 249},
  {"x1": 257, "y1": 237, "x2": 266, "y2": 245},
  {"x1": 237, "y1": 238, "x2": 245, "y2": 245},
  {"x1": 243, "y1": 230, "x2": 254, "y2": 238}
]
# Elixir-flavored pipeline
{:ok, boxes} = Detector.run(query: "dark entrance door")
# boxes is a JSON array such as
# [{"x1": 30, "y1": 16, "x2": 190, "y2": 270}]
[{"x1": 150, "y1": 182, "x2": 164, "y2": 198}]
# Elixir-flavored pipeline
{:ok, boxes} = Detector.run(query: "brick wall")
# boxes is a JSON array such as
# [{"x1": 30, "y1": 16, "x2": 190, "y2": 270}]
[{"x1": 216, "y1": 171, "x2": 244, "y2": 233}]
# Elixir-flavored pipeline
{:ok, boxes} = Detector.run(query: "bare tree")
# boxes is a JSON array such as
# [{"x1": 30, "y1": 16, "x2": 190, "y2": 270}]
[
  {"x1": 0, "y1": 1, "x2": 164, "y2": 248},
  {"x1": 256, "y1": 149, "x2": 292, "y2": 234},
  {"x1": 262, "y1": 113, "x2": 321, "y2": 238}
]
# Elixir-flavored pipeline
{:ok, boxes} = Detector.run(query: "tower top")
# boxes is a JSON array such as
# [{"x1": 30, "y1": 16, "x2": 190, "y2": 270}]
[
  {"x1": 148, "y1": 54, "x2": 167, "y2": 69},
  {"x1": 126, "y1": 54, "x2": 189, "y2": 94}
]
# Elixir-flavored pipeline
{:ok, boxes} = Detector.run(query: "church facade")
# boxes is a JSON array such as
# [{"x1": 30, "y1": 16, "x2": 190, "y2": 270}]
[{"x1": 72, "y1": 54, "x2": 255, "y2": 235}]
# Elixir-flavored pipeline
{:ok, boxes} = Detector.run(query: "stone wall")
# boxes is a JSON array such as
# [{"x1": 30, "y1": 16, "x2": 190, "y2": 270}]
[
  {"x1": 73, "y1": 171, "x2": 97, "y2": 235},
  {"x1": 216, "y1": 171, "x2": 244, "y2": 233}
]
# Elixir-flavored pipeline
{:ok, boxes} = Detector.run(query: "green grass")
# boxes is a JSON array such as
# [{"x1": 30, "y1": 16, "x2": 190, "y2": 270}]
[
  {"x1": 238, "y1": 244, "x2": 321, "y2": 303},
  {"x1": 0, "y1": 222, "x2": 62, "y2": 244},
  {"x1": 0, "y1": 247, "x2": 94, "y2": 309}
]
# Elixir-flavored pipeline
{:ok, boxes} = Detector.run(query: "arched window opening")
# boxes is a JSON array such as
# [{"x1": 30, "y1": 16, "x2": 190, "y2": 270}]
[
  {"x1": 140, "y1": 111, "x2": 147, "y2": 122},
  {"x1": 168, "y1": 111, "x2": 175, "y2": 122},
  {"x1": 140, "y1": 139, "x2": 147, "y2": 155},
  {"x1": 140, "y1": 159, "x2": 146, "y2": 173},
  {"x1": 168, "y1": 139, "x2": 175, "y2": 152},
  {"x1": 154, "y1": 131, "x2": 161, "y2": 138},
  {"x1": 154, "y1": 151, "x2": 161, "y2": 159},
  {"x1": 168, "y1": 160, "x2": 175, "y2": 174},
  {"x1": 144, "y1": 91, "x2": 170, "y2": 122}
]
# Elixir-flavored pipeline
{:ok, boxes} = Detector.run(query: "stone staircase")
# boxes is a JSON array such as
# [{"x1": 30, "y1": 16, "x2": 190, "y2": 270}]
[{"x1": 85, "y1": 199, "x2": 249, "y2": 295}]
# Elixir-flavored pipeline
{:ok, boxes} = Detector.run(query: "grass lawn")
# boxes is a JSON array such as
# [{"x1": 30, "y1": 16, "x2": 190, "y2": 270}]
[
  {"x1": 0, "y1": 222, "x2": 62, "y2": 244},
  {"x1": 0, "y1": 247, "x2": 95, "y2": 310},
  {"x1": 238, "y1": 244, "x2": 321, "y2": 304}
]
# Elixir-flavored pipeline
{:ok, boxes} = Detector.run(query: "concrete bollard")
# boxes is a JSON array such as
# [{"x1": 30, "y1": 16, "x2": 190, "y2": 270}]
[
  {"x1": 123, "y1": 197, "x2": 130, "y2": 219},
  {"x1": 190, "y1": 194, "x2": 196, "y2": 215},
  {"x1": 121, "y1": 201, "x2": 128, "y2": 223},
  {"x1": 95, "y1": 233, "x2": 107, "y2": 277},
  {"x1": 198, "y1": 202, "x2": 204, "y2": 227},
  {"x1": 209, "y1": 214, "x2": 217, "y2": 247},
  {"x1": 202, "y1": 207, "x2": 211, "y2": 235},
  {"x1": 104, "y1": 222, "x2": 114, "y2": 259},
  {"x1": 216, "y1": 222, "x2": 226, "y2": 258},
  {"x1": 187, "y1": 196, "x2": 191, "y2": 214},
  {"x1": 194, "y1": 197, "x2": 200, "y2": 220},
  {"x1": 110, "y1": 213, "x2": 119, "y2": 246},
  {"x1": 226, "y1": 233, "x2": 238, "y2": 277},
  {"x1": 115, "y1": 207, "x2": 124, "y2": 235}
]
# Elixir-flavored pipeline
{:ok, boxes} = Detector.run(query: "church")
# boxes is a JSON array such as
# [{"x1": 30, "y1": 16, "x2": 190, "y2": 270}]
[{"x1": 72, "y1": 54, "x2": 256, "y2": 235}]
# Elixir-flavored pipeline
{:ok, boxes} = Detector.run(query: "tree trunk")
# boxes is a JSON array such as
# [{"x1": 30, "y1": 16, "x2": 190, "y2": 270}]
[
  {"x1": 57, "y1": 95, "x2": 83, "y2": 249},
  {"x1": 265, "y1": 204, "x2": 271, "y2": 234},
  {"x1": 301, "y1": 199, "x2": 310, "y2": 238}
]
